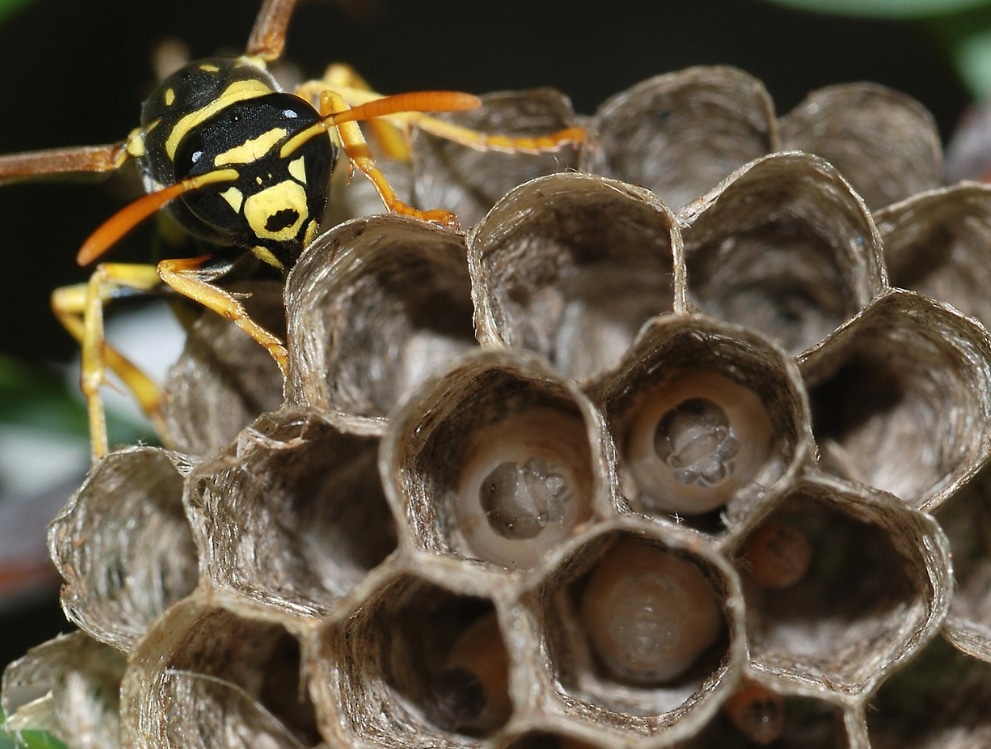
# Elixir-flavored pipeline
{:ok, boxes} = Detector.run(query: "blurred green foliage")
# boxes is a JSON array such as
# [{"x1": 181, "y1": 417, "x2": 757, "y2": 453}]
[
  {"x1": 766, "y1": 0, "x2": 988, "y2": 16},
  {"x1": 0, "y1": 0, "x2": 30, "y2": 22},
  {"x1": 0, "y1": 706, "x2": 68, "y2": 749},
  {"x1": 766, "y1": 0, "x2": 991, "y2": 95},
  {"x1": 0, "y1": 356, "x2": 88, "y2": 437}
]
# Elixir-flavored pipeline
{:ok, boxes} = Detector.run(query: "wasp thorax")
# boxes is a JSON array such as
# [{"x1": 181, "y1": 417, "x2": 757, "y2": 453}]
[{"x1": 579, "y1": 539, "x2": 722, "y2": 684}]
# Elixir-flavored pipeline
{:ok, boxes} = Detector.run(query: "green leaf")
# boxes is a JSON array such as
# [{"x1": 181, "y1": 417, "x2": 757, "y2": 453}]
[
  {"x1": 0, "y1": 0, "x2": 31, "y2": 23},
  {"x1": 0, "y1": 356, "x2": 90, "y2": 438},
  {"x1": 0, "y1": 355, "x2": 154, "y2": 447},
  {"x1": 762, "y1": 0, "x2": 991, "y2": 18},
  {"x1": 0, "y1": 706, "x2": 68, "y2": 749}
]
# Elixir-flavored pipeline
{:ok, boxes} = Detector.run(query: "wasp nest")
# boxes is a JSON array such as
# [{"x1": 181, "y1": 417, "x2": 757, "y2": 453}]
[{"x1": 7, "y1": 67, "x2": 991, "y2": 749}]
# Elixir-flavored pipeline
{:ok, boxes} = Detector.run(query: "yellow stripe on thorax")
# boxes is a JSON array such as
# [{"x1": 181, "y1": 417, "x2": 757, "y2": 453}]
[
  {"x1": 213, "y1": 127, "x2": 287, "y2": 166},
  {"x1": 164, "y1": 78, "x2": 274, "y2": 160}
]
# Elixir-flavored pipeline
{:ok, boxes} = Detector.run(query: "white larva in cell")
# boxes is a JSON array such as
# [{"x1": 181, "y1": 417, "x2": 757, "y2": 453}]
[
  {"x1": 626, "y1": 370, "x2": 774, "y2": 515},
  {"x1": 579, "y1": 539, "x2": 723, "y2": 684},
  {"x1": 455, "y1": 408, "x2": 593, "y2": 569}
]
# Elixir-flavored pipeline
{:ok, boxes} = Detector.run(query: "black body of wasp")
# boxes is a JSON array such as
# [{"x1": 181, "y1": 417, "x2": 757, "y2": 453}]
[
  {"x1": 139, "y1": 57, "x2": 335, "y2": 270},
  {"x1": 0, "y1": 0, "x2": 583, "y2": 460}
]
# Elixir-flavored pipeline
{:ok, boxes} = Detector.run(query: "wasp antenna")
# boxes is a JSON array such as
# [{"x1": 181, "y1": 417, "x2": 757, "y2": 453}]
[
  {"x1": 76, "y1": 169, "x2": 239, "y2": 266},
  {"x1": 334, "y1": 91, "x2": 481, "y2": 124},
  {"x1": 281, "y1": 91, "x2": 481, "y2": 159}
]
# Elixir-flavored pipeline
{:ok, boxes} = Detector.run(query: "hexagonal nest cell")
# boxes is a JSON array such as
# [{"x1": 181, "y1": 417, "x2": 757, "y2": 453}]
[
  {"x1": 537, "y1": 527, "x2": 743, "y2": 732},
  {"x1": 10, "y1": 51, "x2": 991, "y2": 749},
  {"x1": 321, "y1": 571, "x2": 512, "y2": 746},
  {"x1": 730, "y1": 476, "x2": 948, "y2": 694}
]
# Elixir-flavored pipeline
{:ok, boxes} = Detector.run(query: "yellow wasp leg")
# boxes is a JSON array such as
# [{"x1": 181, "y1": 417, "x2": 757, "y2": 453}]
[
  {"x1": 301, "y1": 65, "x2": 412, "y2": 161},
  {"x1": 316, "y1": 90, "x2": 459, "y2": 228},
  {"x1": 410, "y1": 116, "x2": 587, "y2": 155},
  {"x1": 51, "y1": 265, "x2": 167, "y2": 460},
  {"x1": 156, "y1": 256, "x2": 289, "y2": 375},
  {"x1": 303, "y1": 63, "x2": 587, "y2": 158}
]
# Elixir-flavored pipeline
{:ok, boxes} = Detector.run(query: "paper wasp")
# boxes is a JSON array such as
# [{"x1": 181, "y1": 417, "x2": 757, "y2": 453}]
[{"x1": 0, "y1": 0, "x2": 584, "y2": 459}]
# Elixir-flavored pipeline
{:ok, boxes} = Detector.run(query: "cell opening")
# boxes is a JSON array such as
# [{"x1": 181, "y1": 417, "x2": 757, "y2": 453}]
[
  {"x1": 867, "y1": 637, "x2": 991, "y2": 749},
  {"x1": 373, "y1": 582, "x2": 513, "y2": 738},
  {"x1": 454, "y1": 407, "x2": 595, "y2": 569},
  {"x1": 678, "y1": 692, "x2": 849, "y2": 748},
  {"x1": 623, "y1": 370, "x2": 775, "y2": 527},
  {"x1": 545, "y1": 533, "x2": 733, "y2": 721},
  {"x1": 191, "y1": 414, "x2": 396, "y2": 611},
  {"x1": 151, "y1": 608, "x2": 321, "y2": 747},
  {"x1": 734, "y1": 493, "x2": 922, "y2": 687}
]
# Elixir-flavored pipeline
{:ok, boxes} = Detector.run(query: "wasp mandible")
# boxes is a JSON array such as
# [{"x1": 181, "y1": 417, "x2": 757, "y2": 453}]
[{"x1": 0, "y1": 0, "x2": 585, "y2": 459}]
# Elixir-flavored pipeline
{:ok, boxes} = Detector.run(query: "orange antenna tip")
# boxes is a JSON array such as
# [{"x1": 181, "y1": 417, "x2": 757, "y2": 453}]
[{"x1": 76, "y1": 169, "x2": 238, "y2": 266}]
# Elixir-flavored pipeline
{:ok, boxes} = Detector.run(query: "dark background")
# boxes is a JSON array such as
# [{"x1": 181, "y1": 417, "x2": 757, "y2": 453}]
[
  {"x1": 0, "y1": 0, "x2": 970, "y2": 364},
  {"x1": 0, "y1": 0, "x2": 971, "y2": 672}
]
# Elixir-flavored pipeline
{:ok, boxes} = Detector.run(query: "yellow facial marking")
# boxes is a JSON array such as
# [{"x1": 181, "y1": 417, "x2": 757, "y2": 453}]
[
  {"x1": 288, "y1": 156, "x2": 306, "y2": 184},
  {"x1": 243, "y1": 181, "x2": 308, "y2": 242},
  {"x1": 220, "y1": 186, "x2": 244, "y2": 214},
  {"x1": 251, "y1": 246, "x2": 284, "y2": 270},
  {"x1": 303, "y1": 219, "x2": 319, "y2": 246},
  {"x1": 165, "y1": 79, "x2": 273, "y2": 159},
  {"x1": 199, "y1": 63, "x2": 221, "y2": 73},
  {"x1": 125, "y1": 127, "x2": 146, "y2": 158},
  {"x1": 213, "y1": 127, "x2": 287, "y2": 166},
  {"x1": 164, "y1": 88, "x2": 176, "y2": 106}
]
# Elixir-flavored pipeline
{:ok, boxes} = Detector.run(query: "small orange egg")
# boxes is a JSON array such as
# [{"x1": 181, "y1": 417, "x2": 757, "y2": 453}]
[
  {"x1": 723, "y1": 680, "x2": 785, "y2": 745},
  {"x1": 740, "y1": 521, "x2": 812, "y2": 589},
  {"x1": 432, "y1": 613, "x2": 512, "y2": 734}
]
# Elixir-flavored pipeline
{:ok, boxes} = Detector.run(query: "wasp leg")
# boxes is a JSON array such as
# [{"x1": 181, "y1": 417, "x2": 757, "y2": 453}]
[
  {"x1": 51, "y1": 266, "x2": 168, "y2": 460},
  {"x1": 247, "y1": 0, "x2": 298, "y2": 61},
  {"x1": 156, "y1": 256, "x2": 289, "y2": 375},
  {"x1": 303, "y1": 64, "x2": 586, "y2": 158},
  {"x1": 299, "y1": 65, "x2": 413, "y2": 161},
  {"x1": 409, "y1": 116, "x2": 586, "y2": 155},
  {"x1": 315, "y1": 89, "x2": 460, "y2": 228}
]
